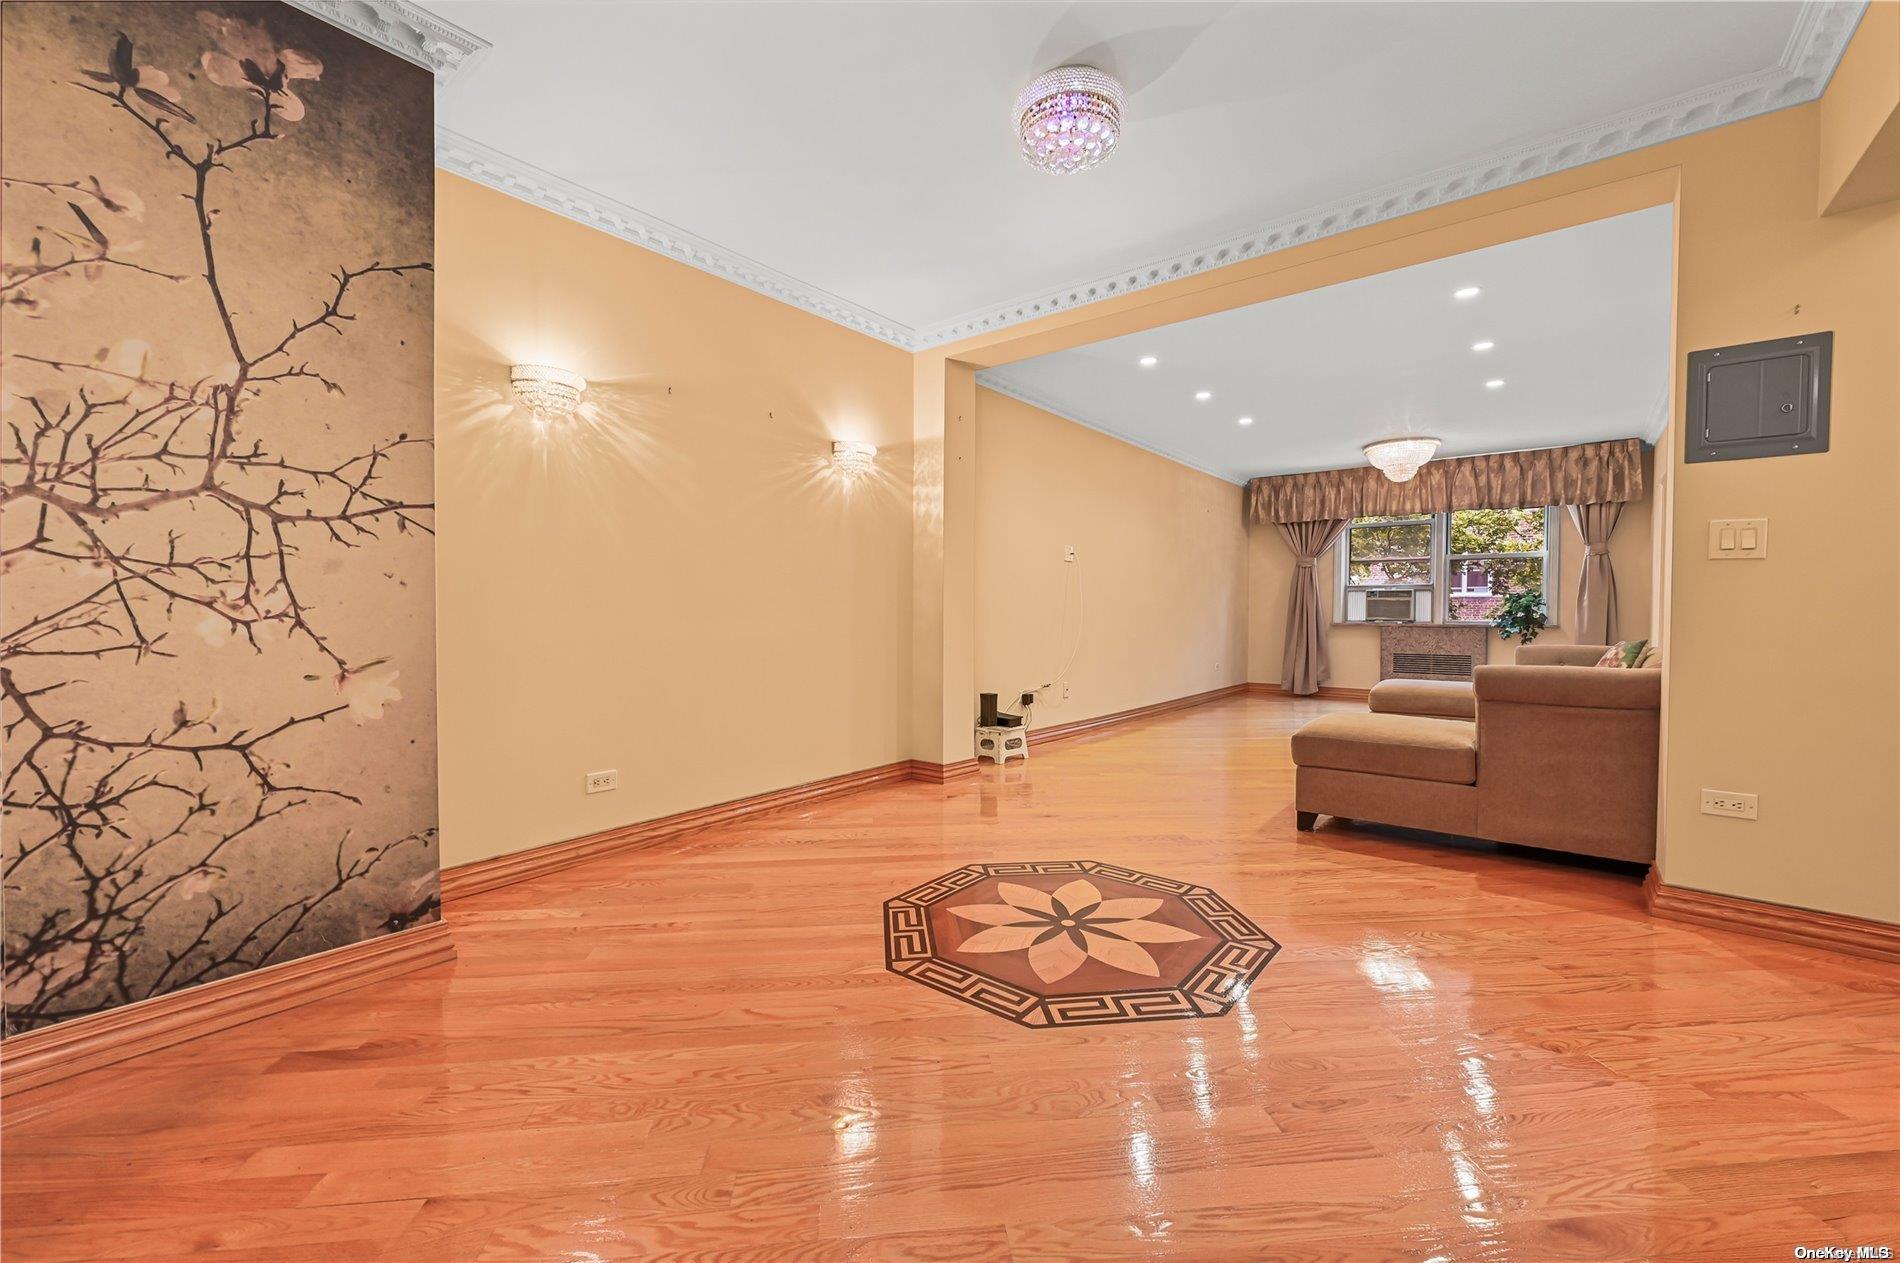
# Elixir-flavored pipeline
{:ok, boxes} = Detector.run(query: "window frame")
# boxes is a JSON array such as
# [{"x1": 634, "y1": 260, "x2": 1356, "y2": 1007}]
[
  {"x1": 1335, "y1": 507, "x2": 1559, "y2": 627},
  {"x1": 1339, "y1": 514, "x2": 1439, "y2": 620}
]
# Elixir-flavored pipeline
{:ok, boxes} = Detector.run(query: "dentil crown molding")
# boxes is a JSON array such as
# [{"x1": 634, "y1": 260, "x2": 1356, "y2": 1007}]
[
  {"x1": 287, "y1": 0, "x2": 491, "y2": 79},
  {"x1": 915, "y1": 0, "x2": 1867, "y2": 347},
  {"x1": 297, "y1": 0, "x2": 1863, "y2": 353},
  {"x1": 433, "y1": 129, "x2": 919, "y2": 348}
]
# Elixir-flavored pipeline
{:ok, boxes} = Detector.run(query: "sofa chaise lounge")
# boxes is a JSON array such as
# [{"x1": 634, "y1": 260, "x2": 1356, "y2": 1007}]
[{"x1": 1289, "y1": 644, "x2": 1660, "y2": 863}]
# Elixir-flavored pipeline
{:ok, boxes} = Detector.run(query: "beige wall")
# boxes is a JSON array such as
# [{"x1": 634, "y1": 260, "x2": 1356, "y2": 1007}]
[
  {"x1": 1819, "y1": 0, "x2": 1900, "y2": 214},
  {"x1": 435, "y1": 174, "x2": 914, "y2": 868},
  {"x1": 918, "y1": 19, "x2": 1900, "y2": 922},
  {"x1": 1661, "y1": 104, "x2": 1899, "y2": 923},
  {"x1": 974, "y1": 390, "x2": 1248, "y2": 729},
  {"x1": 1246, "y1": 455, "x2": 1656, "y2": 689},
  {"x1": 434, "y1": 11, "x2": 1898, "y2": 921}
]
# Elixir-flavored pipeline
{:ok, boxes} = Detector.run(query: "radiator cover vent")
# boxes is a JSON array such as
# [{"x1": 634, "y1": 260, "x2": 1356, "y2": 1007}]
[
  {"x1": 1378, "y1": 625, "x2": 1489, "y2": 682},
  {"x1": 1391, "y1": 651, "x2": 1475, "y2": 679}
]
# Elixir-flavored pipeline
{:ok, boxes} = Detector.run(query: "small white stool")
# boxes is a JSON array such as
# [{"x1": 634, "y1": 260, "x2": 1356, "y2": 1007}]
[{"x1": 975, "y1": 725, "x2": 1029, "y2": 765}]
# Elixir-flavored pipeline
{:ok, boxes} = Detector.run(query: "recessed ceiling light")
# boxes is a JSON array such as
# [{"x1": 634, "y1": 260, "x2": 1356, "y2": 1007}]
[
  {"x1": 1138, "y1": 355, "x2": 1158, "y2": 367},
  {"x1": 1237, "y1": 416, "x2": 1254, "y2": 426},
  {"x1": 1471, "y1": 340, "x2": 1495, "y2": 352},
  {"x1": 1454, "y1": 286, "x2": 1482, "y2": 300},
  {"x1": 1485, "y1": 379, "x2": 1506, "y2": 389},
  {"x1": 1194, "y1": 390, "x2": 1212, "y2": 401}
]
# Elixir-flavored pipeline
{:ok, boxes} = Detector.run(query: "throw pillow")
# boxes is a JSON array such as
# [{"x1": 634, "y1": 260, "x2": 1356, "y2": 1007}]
[{"x1": 1596, "y1": 639, "x2": 1651, "y2": 668}]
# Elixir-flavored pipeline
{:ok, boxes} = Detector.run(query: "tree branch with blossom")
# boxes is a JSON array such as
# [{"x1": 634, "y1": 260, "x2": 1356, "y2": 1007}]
[{"x1": 2, "y1": 14, "x2": 436, "y2": 1034}]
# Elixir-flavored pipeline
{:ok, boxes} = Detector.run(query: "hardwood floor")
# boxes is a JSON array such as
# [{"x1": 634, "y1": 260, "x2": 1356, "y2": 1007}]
[{"x1": 4, "y1": 695, "x2": 1897, "y2": 1261}]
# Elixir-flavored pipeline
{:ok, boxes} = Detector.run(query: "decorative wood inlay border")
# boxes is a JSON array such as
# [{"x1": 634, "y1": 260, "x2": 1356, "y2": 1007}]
[
  {"x1": 884, "y1": 860, "x2": 1281, "y2": 1028},
  {"x1": 1643, "y1": 868, "x2": 1900, "y2": 965},
  {"x1": 442, "y1": 761, "x2": 917, "y2": 901},
  {"x1": 0, "y1": 920, "x2": 454, "y2": 1102}
]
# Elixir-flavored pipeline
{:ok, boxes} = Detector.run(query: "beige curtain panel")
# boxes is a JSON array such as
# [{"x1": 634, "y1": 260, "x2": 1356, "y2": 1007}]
[
  {"x1": 1567, "y1": 501, "x2": 1624, "y2": 643},
  {"x1": 1277, "y1": 518, "x2": 1351, "y2": 696},
  {"x1": 1248, "y1": 438, "x2": 1645, "y2": 524}
]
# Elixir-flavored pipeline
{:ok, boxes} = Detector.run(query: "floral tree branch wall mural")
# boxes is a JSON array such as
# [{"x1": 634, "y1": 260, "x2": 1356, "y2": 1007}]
[{"x1": 0, "y1": 2, "x2": 437, "y2": 1035}]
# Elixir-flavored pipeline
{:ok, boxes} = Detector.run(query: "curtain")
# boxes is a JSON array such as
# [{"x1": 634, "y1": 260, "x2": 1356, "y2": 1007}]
[
  {"x1": 1278, "y1": 519, "x2": 1350, "y2": 696},
  {"x1": 1567, "y1": 501, "x2": 1623, "y2": 643},
  {"x1": 1249, "y1": 438, "x2": 1644, "y2": 523}
]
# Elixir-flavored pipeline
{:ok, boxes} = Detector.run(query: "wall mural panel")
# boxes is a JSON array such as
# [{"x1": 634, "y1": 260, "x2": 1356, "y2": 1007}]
[{"x1": 1, "y1": 2, "x2": 436, "y2": 1035}]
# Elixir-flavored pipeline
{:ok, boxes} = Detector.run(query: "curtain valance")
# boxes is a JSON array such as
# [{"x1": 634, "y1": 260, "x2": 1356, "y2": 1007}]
[{"x1": 1247, "y1": 438, "x2": 1644, "y2": 524}]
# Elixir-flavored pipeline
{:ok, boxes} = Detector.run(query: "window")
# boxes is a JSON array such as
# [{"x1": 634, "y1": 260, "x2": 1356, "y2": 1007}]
[{"x1": 1337, "y1": 507, "x2": 1556, "y2": 625}]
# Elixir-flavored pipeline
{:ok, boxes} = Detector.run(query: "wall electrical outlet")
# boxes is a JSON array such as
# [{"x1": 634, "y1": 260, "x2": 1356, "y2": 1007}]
[
  {"x1": 585, "y1": 769, "x2": 619, "y2": 795},
  {"x1": 1063, "y1": 545, "x2": 1076, "y2": 563},
  {"x1": 1700, "y1": 789, "x2": 1757, "y2": 820}
]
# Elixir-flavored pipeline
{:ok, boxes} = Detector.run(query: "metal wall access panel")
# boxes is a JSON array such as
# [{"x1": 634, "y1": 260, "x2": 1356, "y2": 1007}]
[{"x1": 1685, "y1": 331, "x2": 1831, "y2": 463}]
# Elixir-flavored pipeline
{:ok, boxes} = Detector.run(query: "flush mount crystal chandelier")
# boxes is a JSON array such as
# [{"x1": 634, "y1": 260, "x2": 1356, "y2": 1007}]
[
  {"x1": 1364, "y1": 436, "x2": 1441, "y2": 483},
  {"x1": 1015, "y1": 65, "x2": 1124, "y2": 175},
  {"x1": 510, "y1": 364, "x2": 586, "y2": 421}
]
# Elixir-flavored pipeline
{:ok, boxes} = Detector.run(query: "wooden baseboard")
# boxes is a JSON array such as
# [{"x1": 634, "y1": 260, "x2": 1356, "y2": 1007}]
[
  {"x1": 0, "y1": 919, "x2": 454, "y2": 1102},
  {"x1": 1246, "y1": 682, "x2": 1373, "y2": 702},
  {"x1": 1643, "y1": 868, "x2": 1900, "y2": 965},
  {"x1": 906, "y1": 757, "x2": 980, "y2": 784},
  {"x1": 441, "y1": 760, "x2": 916, "y2": 901},
  {"x1": 1027, "y1": 684, "x2": 1249, "y2": 747}
]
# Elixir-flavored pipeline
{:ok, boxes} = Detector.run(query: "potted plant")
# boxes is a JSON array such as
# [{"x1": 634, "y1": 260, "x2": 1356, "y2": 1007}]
[{"x1": 1493, "y1": 587, "x2": 1548, "y2": 644}]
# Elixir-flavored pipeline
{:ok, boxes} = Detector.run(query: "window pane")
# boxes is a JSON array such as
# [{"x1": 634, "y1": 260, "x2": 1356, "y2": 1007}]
[
  {"x1": 1446, "y1": 555, "x2": 1545, "y2": 622},
  {"x1": 1349, "y1": 559, "x2": 1432, "y2": 585},
  {"x1": 1449, "y1": 507, "x2": 1545, "y2": 556},
  {"x1": 1348, "y1": 522, "x2": 1431, "y2": 561}
]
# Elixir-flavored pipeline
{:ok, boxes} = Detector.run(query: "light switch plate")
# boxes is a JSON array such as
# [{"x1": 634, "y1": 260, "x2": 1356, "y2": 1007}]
[{"x1": 1708, "y1": 518, "x2": 1768, "y2": 559}]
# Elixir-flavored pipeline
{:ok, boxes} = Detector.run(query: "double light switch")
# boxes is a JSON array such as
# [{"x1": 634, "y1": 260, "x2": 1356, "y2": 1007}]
[{"x1": 1708, "y1": 518, "x2": 1768, "y2": 559}]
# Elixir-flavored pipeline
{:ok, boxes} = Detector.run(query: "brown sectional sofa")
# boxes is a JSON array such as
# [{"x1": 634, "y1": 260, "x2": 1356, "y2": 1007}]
[{"x1": 1290, "y1": 643, "x2": 1660, "y2": 863}]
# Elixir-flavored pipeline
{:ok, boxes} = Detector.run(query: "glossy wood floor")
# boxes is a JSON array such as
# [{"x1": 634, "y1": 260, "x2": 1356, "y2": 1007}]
[{"x1": 5, "y1": 695, "x2": 1897, "y2": 1262}]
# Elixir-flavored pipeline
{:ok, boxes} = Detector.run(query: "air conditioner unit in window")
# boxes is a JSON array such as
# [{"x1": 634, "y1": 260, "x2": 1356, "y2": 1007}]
[{"x1": 1364, "y1": 590, "x2": 1417, "y2": 622}]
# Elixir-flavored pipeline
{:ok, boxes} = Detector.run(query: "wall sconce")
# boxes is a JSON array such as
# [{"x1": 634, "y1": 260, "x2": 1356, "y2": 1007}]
[
  {"x1": 831, "y1": 440, "x2": 876, "y2": 476},
  {"x1": 511, "y1": 364, "x2": 586, "y2": 421}
]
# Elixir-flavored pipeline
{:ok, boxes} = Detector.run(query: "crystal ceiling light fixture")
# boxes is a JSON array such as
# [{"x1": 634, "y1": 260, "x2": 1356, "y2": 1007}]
[
  {"x1": 1015, "y1": 65, "x2": 1124, "y2": 175},
  {"x1": 1364, "y1": 436, "x2": 1441, "y2": 484},
  {"x1": 510, "y1": 364, "x2": 586, "y2": 421}
]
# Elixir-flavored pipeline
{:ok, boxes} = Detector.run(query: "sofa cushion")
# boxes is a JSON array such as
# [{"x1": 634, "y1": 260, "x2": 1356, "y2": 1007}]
[
  {"x1": 1475, "y1": 664, "x2": 1661, "y2": 710},
  {"x1": 1290, "y1": 712, "x2": 1478, "y2": 785},
  {"x1": 1594, "y1": 638, "x2": 1659, "y2": 668},
  {"x1": 1369, "y1": 678, "x2": 1476, "y2": 721}
]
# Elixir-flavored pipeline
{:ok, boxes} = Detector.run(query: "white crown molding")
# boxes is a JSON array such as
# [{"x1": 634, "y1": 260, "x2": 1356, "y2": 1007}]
[
  {"x1": 285, "y1": 0, "x2": 490, "y2": 82},
  {"x1": 434, "y1": 129, "x2": 919, "y2": 348},
  {"x1": 298, "y1": 0, "x2": 1862, "y2": 358},
  {"x1": 973, "y1": 374, "x2": 1245, "y2": 486},
  {"x1": 916, "y1": 0, "x2": 1867, "y2": 348}
]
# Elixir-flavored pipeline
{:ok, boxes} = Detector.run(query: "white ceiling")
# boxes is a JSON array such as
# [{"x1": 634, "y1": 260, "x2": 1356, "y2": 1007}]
[
  {"x1": 978, "y1": 206, "x2": 1675, "y2": 483},
  {"x1": 403, "y1": 1, "x2": 1863, "y2": 348}
]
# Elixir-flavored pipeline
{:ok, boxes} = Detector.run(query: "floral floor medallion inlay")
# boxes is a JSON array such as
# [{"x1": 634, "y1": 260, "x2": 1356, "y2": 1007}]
[{"x1": 884, "y1": 861, "x2": 1279, "y2": 1027}]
